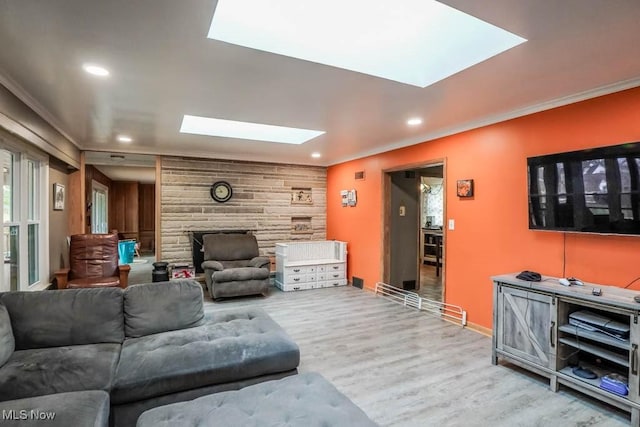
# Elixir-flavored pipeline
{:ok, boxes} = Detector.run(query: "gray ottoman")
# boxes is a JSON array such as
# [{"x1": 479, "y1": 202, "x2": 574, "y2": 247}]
[{"x1": 137, "y1": 372, "x2": 378, "y2": 426}]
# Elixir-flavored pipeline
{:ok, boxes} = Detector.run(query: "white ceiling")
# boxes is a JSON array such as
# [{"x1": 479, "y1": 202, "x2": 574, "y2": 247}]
[
  {"x1": 1, "y1": 0, "x2": 640, "y2": 168},
  {"x1": 84, "y1": 151, "x2": 155, "y2": 183}
]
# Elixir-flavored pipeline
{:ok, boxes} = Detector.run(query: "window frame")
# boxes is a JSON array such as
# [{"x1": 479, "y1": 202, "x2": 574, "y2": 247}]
[
  {"x1": 91, "y1": 180, "x2": 109, "y2": 234},
  {"x1": 0, "y1": 132, "x2": 49, "y2": 291}
]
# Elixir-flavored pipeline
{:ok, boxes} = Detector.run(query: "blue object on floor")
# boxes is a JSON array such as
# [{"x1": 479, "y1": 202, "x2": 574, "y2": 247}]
[{"x1": 118, "y1": 240, "x2": 135, "y2": 265}]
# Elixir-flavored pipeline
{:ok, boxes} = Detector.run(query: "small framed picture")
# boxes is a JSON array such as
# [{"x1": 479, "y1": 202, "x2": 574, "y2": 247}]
[
  {"x1": 456, "y1": 179, "x2": 474, "y2": 198},
  {"x1": 53, "y1": 183, "x2": 65, "y2": 210}
]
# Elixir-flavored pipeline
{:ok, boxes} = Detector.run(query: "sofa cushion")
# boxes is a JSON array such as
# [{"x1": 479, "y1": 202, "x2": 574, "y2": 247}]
[
  {"x1": 123, "y1": 279, "x2": 204, "y2": 338},
  {"x1": 0, "y1": 343, "x2": 121, "y2": 401},
  {"x1": 248, "y1": 256, "x2": 271, "y2": 269},
  {"x1": 201, "y1": 260, "x2": 223, "y2": 271},
  {"x1": 220, "y1": 260, "x2": 251, "y2": 269},
  {"x1": 210, "y1": 279, "x2": 269, "y2": 299},
  {"x1": 0, "y1": 301, "x2": 14, "y2": 367},
  {"x1": 0, "y1": 390, "x2": 110, "y2": 427},
  {"x1": 0, "y1": 287, "x2": 124, "y2": 350},
  {"x1": 112, "y1": 307, "x2": 300, "y2": 404},
  {"x1": 212, "y1": 267, "x2": 269, "y2": 283},
  {"x1": 137, "y1": 372, "x2": 378, "y2": 427}
]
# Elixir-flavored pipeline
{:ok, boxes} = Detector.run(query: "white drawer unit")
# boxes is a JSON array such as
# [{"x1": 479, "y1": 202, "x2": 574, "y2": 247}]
[{"x1": 275, "y1": 241, "x2": 348, "y2": 292}]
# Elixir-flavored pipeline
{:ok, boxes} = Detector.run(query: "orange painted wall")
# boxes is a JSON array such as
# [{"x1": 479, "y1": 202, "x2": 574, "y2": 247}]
[{"x1": 327, "y1": 87, "x2": 640, "y2": 329}]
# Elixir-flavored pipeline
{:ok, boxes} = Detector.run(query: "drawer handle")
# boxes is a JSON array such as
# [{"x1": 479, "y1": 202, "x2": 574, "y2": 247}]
[
  {"x1": 293, "y1": 269, "x2": 301, "y2": 273},
  {"x1": 332, "y1": 266, "x2": 339, "y2": 269},
  {"x1": 293, "y1": 287, "x2": 300, "y2": 290},
  {"x1": 333, "y1": 274, "x2": 340, "y2": 278},
  {"x1": 633, "y1": 344, "x2": 638, "y2": 376},
  {"x1": 293, "y1": 278, "x2": 300, "y2": 282},
  {"x1": 549, "y1": 321, "x2": 555, "y2": 348}
]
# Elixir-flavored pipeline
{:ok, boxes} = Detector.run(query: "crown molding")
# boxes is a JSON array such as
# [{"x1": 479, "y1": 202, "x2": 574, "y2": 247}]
[
  {"x1": 328, "y1": 77, "x2": 640, "y2": 166},
  {"x1": 83, "y1": 146, "x2": 328, "y2": 168},
  {"x1": 0, "y1": 69, "x2": 82, "y2": 149}
]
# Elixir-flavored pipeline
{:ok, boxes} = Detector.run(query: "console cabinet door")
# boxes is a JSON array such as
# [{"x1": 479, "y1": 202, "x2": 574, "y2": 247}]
[
  {"x1": 629, "y1": 316, "x2": 640, "y2": 405},
  {"x1": 497, "y1": 286, "x2": 556, "y2": 369}
]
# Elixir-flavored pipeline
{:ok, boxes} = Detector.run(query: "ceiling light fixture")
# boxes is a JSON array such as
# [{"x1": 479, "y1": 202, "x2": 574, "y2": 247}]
[
  {"x1": 117, "y1": 135, "x2": 133, "y2": 143},
  {"x1": 179, "y1": 115, "x2": 324, "y2": 144},
  {"x1": 311, "y1": 152, "x2": 321, "y2": 158},
  {"x1": 407, "y1": 118, "x2": 423, "y2": 126},
  {"x1": 82, "y1": 63, "x2": 110, "y2": 77},
  {"x1": 208, "y1": 0, "x2": 526, "y2": 88}
]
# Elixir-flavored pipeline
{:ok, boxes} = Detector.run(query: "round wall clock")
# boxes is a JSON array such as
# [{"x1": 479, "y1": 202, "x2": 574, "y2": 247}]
[{"x1": 210, "y1": 181, "x2": 233, "y2": 203}]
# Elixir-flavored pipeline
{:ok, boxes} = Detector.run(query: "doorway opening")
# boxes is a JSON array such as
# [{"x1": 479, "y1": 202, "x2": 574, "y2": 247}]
[
  {"x1": 417, "y1": 164, "x2": 444, "y2": 301},
  {"x1": 84, "y1": 151, "x2": 158, "y2": 285},
  {"x1": 383, "y1": 160, "x2": 445, "y2": 302}
]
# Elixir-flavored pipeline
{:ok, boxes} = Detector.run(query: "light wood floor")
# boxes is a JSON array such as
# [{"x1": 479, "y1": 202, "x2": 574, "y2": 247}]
[
  {"x1": 417, "y1": 263, "x2": 443, "y2": 302},
  {"x1": 204, "y1": 286, "x2": 629, "y2": 427}
]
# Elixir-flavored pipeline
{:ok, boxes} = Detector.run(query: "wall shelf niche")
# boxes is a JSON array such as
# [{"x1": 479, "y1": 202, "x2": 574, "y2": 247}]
[
  {"x1": 291, "y1": 187, "x2": 313, "y2": 205},
  {"x1": 291, "y1": 216, "x2": 312, "y2": 234}
]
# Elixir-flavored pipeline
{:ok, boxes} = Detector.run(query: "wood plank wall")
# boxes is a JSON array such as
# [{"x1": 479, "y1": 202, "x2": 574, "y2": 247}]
[
  {"x1": 139, "y1": 183, "x2": 155, "y2": 252},
  {"x1": 109, "y1": 181, "x2": 139, "y2": 240},
  {"x1": 160, "y1": 156, "x2": 327, "y2": 265}
]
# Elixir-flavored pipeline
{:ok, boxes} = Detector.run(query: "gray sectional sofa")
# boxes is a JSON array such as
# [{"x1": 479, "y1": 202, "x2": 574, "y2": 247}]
[{"x1": 0, "y1": 279, "x2": 300, "y2": 427}]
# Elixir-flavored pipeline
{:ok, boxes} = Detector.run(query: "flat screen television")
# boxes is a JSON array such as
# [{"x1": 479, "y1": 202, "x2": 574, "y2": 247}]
[{"x1": 527, "y1": 142, "x2": 640, "y2": 235}]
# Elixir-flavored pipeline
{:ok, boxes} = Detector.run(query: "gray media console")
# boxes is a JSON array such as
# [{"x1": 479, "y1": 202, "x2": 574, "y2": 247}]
[{"x1": 492, "y1": 274, "x2": 640, "y2": 426}]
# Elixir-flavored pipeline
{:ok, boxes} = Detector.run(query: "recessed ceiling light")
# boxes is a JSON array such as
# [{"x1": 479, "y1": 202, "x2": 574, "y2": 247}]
[
  {"x1": 208, "y1": 0, "x2": 526, "y2": 88},
  {"x1": 117, "y1": 135, "x2": 133, "y2": 143},
  {"x1": 407, "y1": 118, "x2": 423, "y2": 126},
  {"x1": 82, "y1": 63, "x2": 110, "y2": 77},
  {"x1": 311, "y1": 152, "x2": 321, "y2": 158},
  {"x1": 180, "y1": 115, "x2": 324, "y2": 144}
]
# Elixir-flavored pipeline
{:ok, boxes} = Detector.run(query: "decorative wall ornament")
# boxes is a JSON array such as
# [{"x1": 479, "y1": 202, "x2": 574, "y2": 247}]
[
  {"x1": 340, "y1": 189, "x2": 357, "y2": 207},
  {"x1": 291, "y1": 188, "x2": 313, "y2": 204},
  {"x1": 210, "y1": 181, "x2": 233, "y2": 203},
  {"x1": 53, "y1": 183, "x2": 65, "y2": 211},
  {"x1": 456, "y1": 179, "x2": 474, "y2": 198}
]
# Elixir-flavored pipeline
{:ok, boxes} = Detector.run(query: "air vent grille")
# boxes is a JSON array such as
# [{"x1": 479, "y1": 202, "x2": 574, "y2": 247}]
[
  {"x1": 354, "y1": 171, "x2": 365, "y2": 180},
  {"x1": 352, "y1": 276, "x2": 364, "y2": 289}
]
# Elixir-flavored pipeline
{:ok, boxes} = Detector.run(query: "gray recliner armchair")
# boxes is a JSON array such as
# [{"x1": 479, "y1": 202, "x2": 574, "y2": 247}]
[{"x1": 201, "y1": 233, "x2": 270, "y2": 299}]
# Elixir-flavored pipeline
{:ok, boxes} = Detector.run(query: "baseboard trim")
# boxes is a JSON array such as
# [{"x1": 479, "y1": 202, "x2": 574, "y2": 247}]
[
  {"x1": 363, "y1": 285, "x2": 491, "y2": 334},
  {"x1": 465, "y1": 322, "x2": 492, "y2": 337}
]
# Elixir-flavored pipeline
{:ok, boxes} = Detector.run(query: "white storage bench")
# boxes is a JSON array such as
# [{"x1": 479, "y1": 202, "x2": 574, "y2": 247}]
[{"x1": 275, "y1": 241, "x2": 347, "y2": 291}]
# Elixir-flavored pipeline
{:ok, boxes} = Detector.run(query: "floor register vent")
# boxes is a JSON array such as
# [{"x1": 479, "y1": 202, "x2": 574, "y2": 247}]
[
  {"x1": 352, "y1": 276, "x2": 364, "y2": 289},
  {"x1": 374, "y1": 282, "x2": 467, "y2": 327}
]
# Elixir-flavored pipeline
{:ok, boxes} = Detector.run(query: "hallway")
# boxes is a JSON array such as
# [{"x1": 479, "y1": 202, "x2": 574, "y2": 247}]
[{"x1": 417, "y1": 263, "x2": 442, "y2": 302}]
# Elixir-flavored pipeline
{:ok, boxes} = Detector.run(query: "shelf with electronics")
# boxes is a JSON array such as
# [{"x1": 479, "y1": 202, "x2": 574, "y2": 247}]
[{"x1": 492, "y1": 274, "x2": 640, "y2": 425}]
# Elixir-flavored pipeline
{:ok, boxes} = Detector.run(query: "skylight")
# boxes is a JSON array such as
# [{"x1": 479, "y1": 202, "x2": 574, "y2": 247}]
[
  {"x1": 179, "y1": 115, "x2": 324, "y2": 144},
  {"x1": 208, "y1": 0, "x2": 526, "y2": 88}
]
